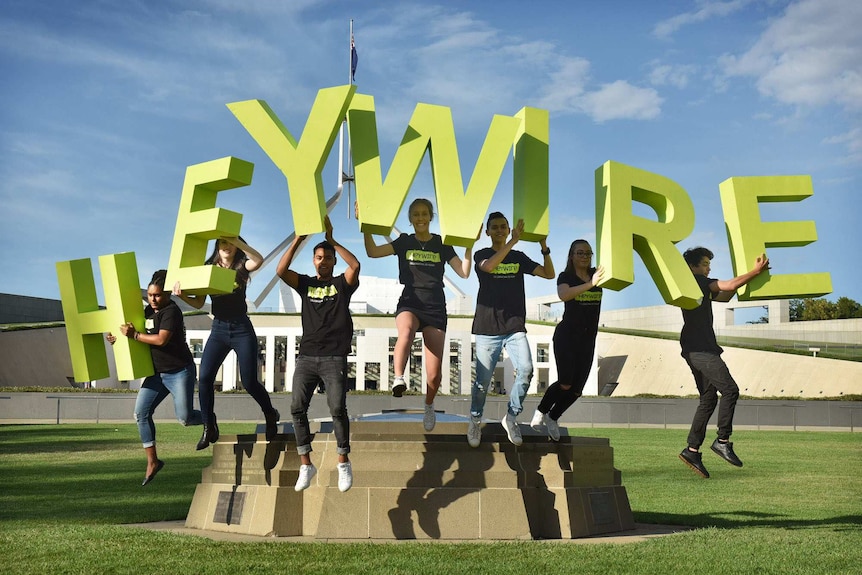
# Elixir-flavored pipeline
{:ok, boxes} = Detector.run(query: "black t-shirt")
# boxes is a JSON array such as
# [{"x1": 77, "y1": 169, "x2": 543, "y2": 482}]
[
  {"x1": 391, "y1": 233, "x2": 457, "y2": 292},
  {"x1": 210, "y1": 272, "x2": 248, "y2": 320},
  {"x1": 144, "y1": 300, "x2": 193, "y2": 372},
  {"x1": 293, "y1": 274, "x2": 358, "y2": 356},
  {"x1": 557, "y1": 269, "x2": 602, "y2": 336},
  {"x1": 472, "y1": 247, "x2": 539, "y2": 335},
  {"x1": 680, "y1": 274, "x2": 723, "y2": 355}
]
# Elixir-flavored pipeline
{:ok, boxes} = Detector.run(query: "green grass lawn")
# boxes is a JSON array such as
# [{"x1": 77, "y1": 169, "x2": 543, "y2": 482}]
[{"x1": 1, "y1": 424, "x2": 860, "y2": 574}]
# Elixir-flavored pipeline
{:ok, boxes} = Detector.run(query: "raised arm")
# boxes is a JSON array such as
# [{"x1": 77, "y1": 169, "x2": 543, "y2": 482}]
[
  {"x1": 325, "y1": 216, "x2": 360, "y2": 286},
  {"x1": 363, "y1": 232, "x2": 395, "y2": 258},
  {"x1": 226, "y1": 237, "x2": 264, "y2": 272},
  {"x1": 276, "y1": 233, "x2": 307, "y2": 290},
  {"x1": 172, "y1": 283, "x2": 206, "y2": 309},
  {"x1": 532, "y1": 236, "x2": 556, "y2": 279},
  {"x1": 449, "y1": 244, "x2": 473, "y2": 279},
  {"x1": 712, "y1": 253, "x2": 770, "y2": 299},
  {"x1": 557, "y1": 266, "x2": 605, "y2": 302}
]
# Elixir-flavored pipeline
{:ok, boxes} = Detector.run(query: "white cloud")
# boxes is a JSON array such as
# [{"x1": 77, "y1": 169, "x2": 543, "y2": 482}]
[
  {"x1": 649, "y1": 62, "x2": 697, "y2": 89},
  {"x1": 823, "y1": 128, "x2": 862, "y2": 164},
  {"x1": 578, "y1": 81, "x2": 663, "y2": 123},
  {"x1": 653, "y1": 0, "x2": 756, "y2": 39},
  {"x1": 719, "y1": 0, "x2": 862, "y2": 110}
]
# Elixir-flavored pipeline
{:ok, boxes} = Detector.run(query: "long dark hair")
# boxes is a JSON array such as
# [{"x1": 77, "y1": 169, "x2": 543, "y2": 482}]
[
  {"x1": 564, "y1": 239, "x2": 592, "y2": 276},
  {"x1": 205, "y1": 237, "x2": 250, "y2": 284}
]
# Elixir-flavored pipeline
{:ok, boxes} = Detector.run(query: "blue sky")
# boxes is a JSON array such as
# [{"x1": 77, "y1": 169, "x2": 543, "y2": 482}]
[{"x1": 1, "y1": 0, "x2": 860, "y2": 313}]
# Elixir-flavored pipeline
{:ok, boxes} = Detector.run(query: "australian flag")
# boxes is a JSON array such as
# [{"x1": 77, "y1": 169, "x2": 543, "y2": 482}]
[{"x1": 351, "y1": 35, "x2": 358, "y2": 82}]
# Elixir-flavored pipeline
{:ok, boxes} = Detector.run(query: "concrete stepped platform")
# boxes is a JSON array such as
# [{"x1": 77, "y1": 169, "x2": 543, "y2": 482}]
[{"x1": 185, "y1": 412, "x2": 634, "y2": 540}]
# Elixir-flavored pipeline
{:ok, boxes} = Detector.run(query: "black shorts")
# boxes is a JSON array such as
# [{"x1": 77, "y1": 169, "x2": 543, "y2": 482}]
[{"x1": 396, "y1": 287, "x2": 447, "y2": 331}]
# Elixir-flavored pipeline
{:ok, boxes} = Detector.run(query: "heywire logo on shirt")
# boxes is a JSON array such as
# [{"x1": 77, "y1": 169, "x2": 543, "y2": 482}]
[
  {"x1": 489, "y1": 263, "x2": 520, "y2": 275},
  {"x1": 307, "y1": 285, "x2": 339, "y2": 301},
  {"x1": 406, "y1": 250, "x2": 441, "y2": 263}
]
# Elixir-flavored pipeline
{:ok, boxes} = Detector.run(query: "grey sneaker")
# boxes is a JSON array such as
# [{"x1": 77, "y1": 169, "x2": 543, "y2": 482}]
[
  {"x1": 501, "y1": 413, "x2": 523, "y2": 446},
  {"x1": 467, "y1": 416, "x2": 481, "y2": 447},
  {"x1": 545, "y1": 414, "x2": 560, "y2": 441},
  {"x1": 423, "y1": 404, "x2": 436, "y2": 431},
  {"x1": 337, "y1": 461, "x2": 353, "y2": 492},
  {"x1": 711, "y1": 439, "x2": 743, "y2": 467},
  {"x1": 295, "y1": 463, "x2": 317, "y2": 491},
  {"x1": 679, "y1": 448, "x2": 710, "y2": 478}
]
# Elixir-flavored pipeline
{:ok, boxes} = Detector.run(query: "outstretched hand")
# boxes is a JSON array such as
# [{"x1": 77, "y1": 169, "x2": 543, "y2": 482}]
[
  {"x1": 754, "y1": 253, "x2": 770, "y2": 273},
  {"x1": 511, "y1": 219, "x2": 524, "y2": 243},
  {"x1": 591, "y1": 265, "x2": 606, "y2": 287}
]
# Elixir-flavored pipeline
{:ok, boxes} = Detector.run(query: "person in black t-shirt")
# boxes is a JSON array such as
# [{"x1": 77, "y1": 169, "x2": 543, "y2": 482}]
[
  {"x1": 277, "y1": 216, "x2": 360, "y2": 492},
  {"x1": 468, "y1": 212, "x2": 555, "y2": 448},
  {"x1": 677, "y1": 247, "x2": 769, "y2": 479},
  {"x1": 363, "y1": 198, "x2": 473, "y2": 432},
  {"x1": 530, "y1": 240, "x2": 605, "y2": 442},
  {"x1": 107, "y1": 269, "x2": 202, "y2": 486},
  {"x1": 173, "y1": 236, "x2": 280, "y2": 450}
]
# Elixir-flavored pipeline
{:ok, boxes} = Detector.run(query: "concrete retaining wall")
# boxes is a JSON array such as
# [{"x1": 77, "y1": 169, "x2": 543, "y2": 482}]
[{"x1": 2, "y1": 393, "x2": 859, "y2": 432}]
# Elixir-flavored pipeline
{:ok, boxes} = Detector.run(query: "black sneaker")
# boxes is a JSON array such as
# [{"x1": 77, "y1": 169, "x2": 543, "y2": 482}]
[
  {"x1": 711, "y1": 439, "x2": 743, "y2": 467},
  {"x1": 679, "y1": 448, "x2": 710, "y2": 478},
  {"x1": 264, "y1": 409, "x2": 280, "y2": 441}
]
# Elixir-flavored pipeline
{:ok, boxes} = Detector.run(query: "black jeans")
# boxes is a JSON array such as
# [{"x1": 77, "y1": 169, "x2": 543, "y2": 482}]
[
  {"x1": 537, "y1": 330, "x2": 596, "y2": 420},
  {"x1": 198, "y1": 317, "x2": 274, "y2": 424},
  {"x1": 291, "y1": 355, "x2": 350, "y2": 455},
  {"x1": 684, "y1": 352, "x2": 740, "y2": 449}
]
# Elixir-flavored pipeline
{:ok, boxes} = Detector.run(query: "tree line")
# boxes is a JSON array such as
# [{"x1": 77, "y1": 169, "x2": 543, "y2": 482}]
[{"x1": 751, "y1": 296, "x2": 862, "y2": 323}]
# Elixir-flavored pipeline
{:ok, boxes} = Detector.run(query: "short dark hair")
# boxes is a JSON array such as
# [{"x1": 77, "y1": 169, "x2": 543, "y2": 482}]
[
  {"x1": 485, "y1": 211, "x2": 508, "y2": 230},
  {"x1": 683, "y1": 247, "x2": 714, "y2": 267},
  {"x1": 313, "y1": 241, "x2": 336, "y2": 258},
  {"x1": 149, "y1": 269, "x2": 167, "y2": 290}
]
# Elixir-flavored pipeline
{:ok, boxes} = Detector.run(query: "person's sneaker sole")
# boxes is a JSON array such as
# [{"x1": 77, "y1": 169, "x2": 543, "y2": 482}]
[
  {"x1": 392, "y1": 383, "x2": 406, "y2": 397},
  {"x1": 678, "y1": 452, "x2": 710, "y2": 479}
]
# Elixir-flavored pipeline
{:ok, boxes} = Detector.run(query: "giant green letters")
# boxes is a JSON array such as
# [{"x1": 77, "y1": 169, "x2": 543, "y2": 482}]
[
  {"x1": 596, "y1": 161, "x2": 702, "y2": 309},
  {"x1": 349, "y1": 97, "x2": 524, "y2": 246},
  {"x1": 56, "y1": 253, "x2": 153, "y2": 382},
  {"x1": 165, "y1": 157, "x2": 251, "y2": 295},
  {"x1": 513, "y1": 107, "x2": 550, "y2": 242},
  {"x1": 719, "y1": 175, "x2": 832, "y2": 299},
  {"x1": 227, "y1": 85, "x2": 356, "y2": 237}
]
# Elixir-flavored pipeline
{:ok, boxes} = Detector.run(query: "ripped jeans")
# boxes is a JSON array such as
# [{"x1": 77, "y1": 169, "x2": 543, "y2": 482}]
[{"x1": 134, "y1": 363, "x2": 202, "y2": 447}]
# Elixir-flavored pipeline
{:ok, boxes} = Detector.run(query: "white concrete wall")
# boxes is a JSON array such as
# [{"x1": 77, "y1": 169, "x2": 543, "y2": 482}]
[{"x1": 600, "y1": 332, "x2": 862, "y2": 398}]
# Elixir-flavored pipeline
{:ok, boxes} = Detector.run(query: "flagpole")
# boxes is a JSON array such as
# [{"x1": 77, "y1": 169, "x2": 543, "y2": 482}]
[{"x1": 341, "y1": 20, "x2": 356, "y2": 219}]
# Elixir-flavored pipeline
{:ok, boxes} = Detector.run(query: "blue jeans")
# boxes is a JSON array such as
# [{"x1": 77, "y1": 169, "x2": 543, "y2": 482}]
[
  {"x1": 134, "y1": 363, "x2": 202, "y2": 447},
  {"x1": 291, "y1": 355, "x2": 350, "y2": 455},
  {"x1": 470, "y1": 332, "x2": 533, "y2": 418},
  {"x1": 198, "y1": 317, "x2": 274, "y2": 424},
  {"x1": 684, "y1": 352, "x2": 740, "y2": 448}
]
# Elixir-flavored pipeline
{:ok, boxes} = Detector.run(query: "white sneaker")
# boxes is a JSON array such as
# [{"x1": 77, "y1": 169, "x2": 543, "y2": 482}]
[
  {"x1": 294, "y1": 463, "x2": 317, "y2": 491},
  {"x1": 423, "y1": 404, "x2": 436, "y2": 431},
  {"x1": 545, "y1": 414, "x2": 560, "y2": 441},
  {"x1": 337, "y1": 461, "x2": 353, "y2": 492},
  {"x1": 501, "y1": 413, "x2": 523, "y2": 446},
  {"x1": 467, "y1": 416, "x2": 481, "y2": 448},
  {"x1": 392, "y1": 376, "x2": 407, "y2": 397},
  {"x1": 530, "y1": 409, "x2": 544, "y2": 430}
]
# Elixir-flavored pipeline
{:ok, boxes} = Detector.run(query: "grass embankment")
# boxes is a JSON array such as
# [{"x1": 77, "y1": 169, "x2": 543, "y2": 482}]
[{"x1": 0, "y1": 424, "x2": 860, "y2": 574}]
